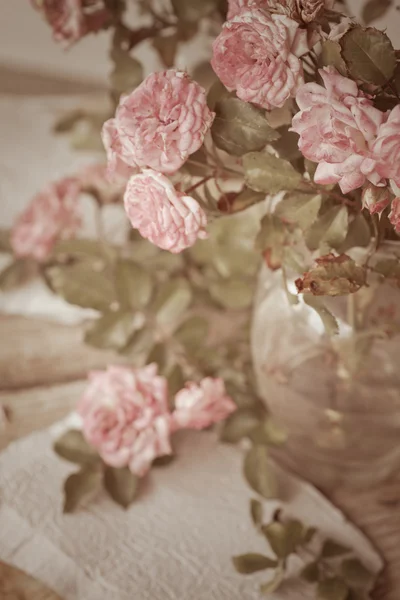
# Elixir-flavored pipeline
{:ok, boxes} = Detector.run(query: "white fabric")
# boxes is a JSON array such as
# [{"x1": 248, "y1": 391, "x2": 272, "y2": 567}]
[{"x1": 0, "y1": 419, "x2": 382, "y2": 600}]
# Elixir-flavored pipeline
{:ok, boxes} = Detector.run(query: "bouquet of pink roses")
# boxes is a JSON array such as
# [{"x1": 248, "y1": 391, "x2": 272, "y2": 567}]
[{"x1": 1, "y1": 0, "x2": 399, "y2": 595}]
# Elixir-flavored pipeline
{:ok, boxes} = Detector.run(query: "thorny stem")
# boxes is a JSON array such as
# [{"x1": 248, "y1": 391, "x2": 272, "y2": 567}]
[{"x1": 300, "y1": 182, "x2": 355, "y2": 208}]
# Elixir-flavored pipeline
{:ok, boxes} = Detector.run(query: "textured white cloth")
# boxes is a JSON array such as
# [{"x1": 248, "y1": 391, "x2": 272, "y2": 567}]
[{"x1": 0, "y1": 420, "x2": 382, "y2": 600}]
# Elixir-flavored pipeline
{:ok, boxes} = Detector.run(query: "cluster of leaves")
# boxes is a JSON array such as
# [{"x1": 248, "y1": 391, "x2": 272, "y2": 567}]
[{"x1": 233, "y1": 505, "x2": 375, "y2": 599}]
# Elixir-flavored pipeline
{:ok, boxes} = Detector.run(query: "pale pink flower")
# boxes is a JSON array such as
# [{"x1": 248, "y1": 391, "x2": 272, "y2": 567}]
[
  {"x1": 173, "y1": 378, "x2": 237, "y2": 431},
  {"x1": 78, "y1": 365, "x2": 172, "y2": 477},
  {"x1": 291, "y1": 67, "x2": 387, "y2": 194},
  {"x1": 212, "y1": 9, "x2": 310, "y2": 110},
  {"x1": 227, "y1": 0, "x2": 272, "y2": 20},
  {"x1": 124, "y1": 170, "x2": 208, "y2": 253},
  {"x1": 372, "y1": 105, "x2": 400, "y2": 188},
  {"x1": 389, "y1": 198, "x2": 400, "y2": 234},
  {"x1": 102, "y1": 70, "x2": 215, "y2": 176},
  {"x1": 31, "y1": 0, "x2": 110, "y2": 46},
  {"x1": 361, "y1": 183, "x2": 391, "y2": 217},
  {"x1": 11, "y1": 177, "x2": 81, "y2": 262},
  {"x1": 78, "y1": 162, "x2": 129, "y2": 204}
]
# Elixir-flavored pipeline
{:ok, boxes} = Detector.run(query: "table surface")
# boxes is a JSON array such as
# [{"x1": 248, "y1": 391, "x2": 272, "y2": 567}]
[{"x1": 0, "y1": 314, "x2": 399, "y2": 600}]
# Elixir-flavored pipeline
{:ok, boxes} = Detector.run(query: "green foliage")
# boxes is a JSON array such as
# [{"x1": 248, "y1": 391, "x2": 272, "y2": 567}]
[
  {"x1": 250, "y1": 498, "x2": 263, "y2": 528},
  {"x1": 243, "y1": 152, "x2": 302, "y2": 195},
  {"x1": 320, "y1": 41, "x2": 347, "y2": 76},
  {"x1": 340, "y1": 26, "x2": 396, "y2": 86},
  {"x1": 305, "y1": 206, "x2": 349, "y2": 253},
  {"x1": 0, "y1": 259, "x2": 36, "y2": 291},
  {"x1": 275, "y1": 193, "x2": 322, "y2": 231},
  {"x1": 63, "y1": 466, "x2": 101, "y2": 513},
  {"x1": 243, "y1": 445, "x2": 278, "y2": 499},
  {"x1": 220, "y1": 407, "x2": 261, "y2": 443},
  {"x1": 84, "y1": 310, "x2": 139, "y2": 350},
  {"x1": 104, "y1": 466, "x2": 139, "y2": 508},
  {"x1": 362, "y1": 0, "x2": 393, "y2": 25},
  {"x1": 232, "y1": 553, "x2": 278, "y2": 574},
  {"x1": 54, "y1": 430, "x2": 100, "y2": 465},
  {"x1": 296, "y1": 254, "x2": 367, "y2": 297},
  {"x1": 211, "y1": 97, "x2": 279, "y2": 156}
]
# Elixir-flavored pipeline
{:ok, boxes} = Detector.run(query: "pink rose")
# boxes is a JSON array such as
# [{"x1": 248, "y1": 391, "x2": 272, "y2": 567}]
[
  {"x1": 31, "y1": 0, "x2": 110, "y2": 46},
  {"x1": 389, "y1": 197, "x2": 400, "y2": 234},
  {"x1": 78, "y1": 365, "x2": 172, "y2": 477},
  {"x1": 102, "y1": 70, "x2": 215, "y2": 176},
  {"x1": 227, "y1": 0, "x2": 332, "y2": 22},
  {"x1": 361, "y1": 183, "x2": 391, "y2": 217},
  {"x1": 227, "y1": 0, "x2": 272, "y2": 20},
  {"x1": 211, "y1": 9, "x2": 309, "y2": 110},
  {"x1": 372, "y1": 105, "x2": 400, "y2": 188},
  {"x1": 173, "y1": 378, "x2": 237, "y2": 430},
  {"x1": 291, "y1": 67, "x2": 387, "y2": 194},
  {"x1": 78, "y1": 162, "x2": 129, "y2": 204},
  {"x1": 11, "y1": 177, "x2": 81, "y2": 262},
  {"x1": 124, "y1": 170, "x2": 208, "y2": 253}
]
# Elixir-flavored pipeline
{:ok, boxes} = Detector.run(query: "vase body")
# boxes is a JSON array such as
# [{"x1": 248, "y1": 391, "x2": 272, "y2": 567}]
[{"x1": 251, "y1": 243, "x2": 400, "y2": 491}]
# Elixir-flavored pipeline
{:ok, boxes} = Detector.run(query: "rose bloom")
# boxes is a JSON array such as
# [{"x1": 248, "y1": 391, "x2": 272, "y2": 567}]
[
  {"x1": 124, "y1": 170, "x2": 208, "y2": 253},
  {"x1": 372, "y1": 105, "x2": 400, "y2": 188},
  {"x1": 173, "y1": 378, "x2": 237, "y2": 431},
  {"x1": 389, "y1": 198, "x2": 400, "y2": 234},
  {"x1": 212, "y1": 8, "x2": 310, "y2": 110},
  {"x1": 11, "y1": 177, "x2": 81, "y2": 262},
  {"x1": 78, "y1": 162, "x2": 129, "y2": 204},
  {"x1": 102, "y1": 70, "x2": 215, "y2": 176},
  {"x1": 78, "y1": 365, "x2": 172, "y2": 477},
  {"x1": 31, "y1": 0, "x2": 110, "y2": 46},
  {"x1": 291, "y1": 67, "x2": 387, "y2": 194},
  {"x1": 361, "y1": 183, "x2": 391, "y2": 217}
]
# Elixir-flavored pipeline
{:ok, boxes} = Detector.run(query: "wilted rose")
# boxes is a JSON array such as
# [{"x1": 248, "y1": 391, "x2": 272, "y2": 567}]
[
  {"x1": 292, "y1": 67, "x2": 387, "y2": 194},
  {"x1": 389, "y1": 197, "x2": 400, "y2": 234},
  {"x1": 102, "y1": 70, "x2": 214, "y2": 176},
  {"x1": 31, "y1": 0, "x2": 111, "y2": 46},
  {"x1": 212, "y1": 9, "x2": 310, "y2": 110},
  {"x1": 11, "y1": 177, "x2": 81, "y2": 261},
  {"x1": 124, "y1": 170, "x2": 208, "y2": 253},
  {"x1": 173, "y1": 378, "x2": 236, "y2": 430},
  {"x1": 362, "y1": 183, "x2": 391, "y2": 217},
  {"x1": 78, "y1": 365, "x2": 172, "y2": 477}
]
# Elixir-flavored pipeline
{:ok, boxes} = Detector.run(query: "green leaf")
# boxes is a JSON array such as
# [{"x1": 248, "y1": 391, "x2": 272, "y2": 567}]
[
  {"x1": 166, "y1": 363, "x2": 185, "y2": 398},
  {"x1": 255, "y1": 214, "x2": 288, "y2": 270},
  {"x1": 121, "y1": 327, "x2": 154, "y2": 360},
  {"x1": 275, "y1": 193, "x2": 322, "y2": 230},
  {"x1": 104, "y1": 465, "x2": 139, "y2": 509},
  {"x1": 232, "y1": 553, "x2": 278, "y2": 574},
  {"x1": 220, "y1": 408, "x2": 261, "y2": 443},
  {"x1": 115, "y1": 259, "x2": 153, "y2": 310},
  {"x1": 171, "y1": 0, "x2": 216, "y2": 22},
  {"x1": 152, "y1": 32, "x2": 179, "y2": 68},
  {"x1": 260, "y1": 565, "x2": 285, "y2": 595},
  {"x1": 63, "y1": 466, "x2": 101, "y2": 513},
  {"x1": 301, "y1": 561, "x2": 320, "y2": 583},
  {"x1": 211, "y1": 97, "x2": 279, "y2": 157},
  {"x1": 248, "y1": 418, "x2": 288, "y2": 446},
  {"x1": 46, "y1": 263, "x2": 117, "y2": 311},
  {"x1": 209, "y1": 278, "x2": 253, "y2": 310},
  {"x1": 373, "y1": 258, "x2": 400, "y2": 284},
  {"x1": 243, "y1": 152, "x2": 302, "y2": 195},
  {"x1": 262, "y1": 520, "x2": 304, "y2": 559},
  {"x1": 153, "y1": 279, "x2": 193, "y2": 327},
  {"x1": 147, "y1": 342, "x2": 167, "y2": 371},
  {"x1": 341, "y1": 558, "x2": 372, "y2": 587},
  {"x1": 110, "y1": 47, "x2": 143, "y2": 101},
  {"x1": 320, "y1": 40, "x2": 347, "y2": 76},
  {"x1": 321, "y1": 539, "x2": 351, "y2": 559},
  {"x1": 175, "y1": 316, "x2": 209, "y2": 351},
  {"x1": 244, "y1": 446, "x2": 278, "y2": 499},
  {"x1": 304, "y1": 296, "x2": 340, "y2": 336},
  {"x1": 362, "y1": 0, "x2": 393, "y2": 25},
  {"x1": 53, "y1": 109, "x2": 85, "y2": 133},
  {"x1": 220, "y1": 187, "x2": 266, "y2": 214},
  {"x1": 340, "y1": 26, "x2": 396, "y2": 86},
  {"x1": 0, "y1": 228, "x2": 11, "y2": 253},
  {"x1": 207, "y1": 79, "x2": 231, "y2": 111},
  {"x1": 0, "y1": 259, "x2": 36, "y2": 291},
  {"x1": 339, "y1": 214, "x2": 371, "y2": 253},
  {"x1": 51, "y1": 239, "x2": 115, "y2": 262},
  {"x1": 85, "y1": 311, "x2": 139, "y2": 350},
  {"x1": 54, "y1": 430, "x2": 100, "y2": 465},
  {"x1": 305, "y1": 205, "x2": 349, "y2": 252},
  {"x1": 296, "y1": 254, "x2": 367, "y2": 297},
  {"x1": 272, "y1": 128, "x2": 302, "y2": 161},
  {"x1": 250, "y1": 498, "x2": 263, "y2": 528},
  {"x1": 317, "y1": 577, "x2": 349, "y2": 600}
]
